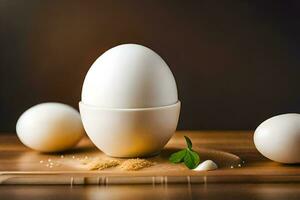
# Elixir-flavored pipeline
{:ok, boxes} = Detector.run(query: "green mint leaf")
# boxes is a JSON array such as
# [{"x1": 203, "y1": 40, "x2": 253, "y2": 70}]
[
  {"x1": 184, "y1": 136, "x2": 193, "y2": 150},
  {"x1": 169, "y1": 136, "x2": 200, "y2": 169},
  {"x1": 184, "y1": 149, "x2": 200, "y2": 169},
  {"x1": 169, "y1": 149, "x2": 187, "y2": 163}
]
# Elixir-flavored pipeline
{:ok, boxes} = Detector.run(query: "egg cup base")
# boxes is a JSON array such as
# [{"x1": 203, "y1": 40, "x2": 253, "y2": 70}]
[{"x1": 79, "y1": 101, "x2": 180, "y2": 158}]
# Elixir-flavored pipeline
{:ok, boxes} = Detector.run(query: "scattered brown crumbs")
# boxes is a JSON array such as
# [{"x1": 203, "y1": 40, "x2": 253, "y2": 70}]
[
  {"x1": 80, "y1": 158, "x2": 93, "y2": 165},
  {"x1": 87, "y1": 158, "x2": 121, "y2": 170},
  {"x1": 120, "y1": 158, "x2": 154, "y2": 171}
]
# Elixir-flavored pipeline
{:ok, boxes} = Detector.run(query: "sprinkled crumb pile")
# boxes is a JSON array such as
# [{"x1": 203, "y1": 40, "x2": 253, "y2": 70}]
[
  {"x1": 39, "y1": 154, "x2": 155, "y2": 171},
  {"x1": 87, "y1": 159, "x2": 121, "y2": 170},
  {"x1": 80, "y1": 157, "x2": 154, "y2": 171},
  {"x1": 119, "y1": 158, "x2": 154, "y2": 171}
]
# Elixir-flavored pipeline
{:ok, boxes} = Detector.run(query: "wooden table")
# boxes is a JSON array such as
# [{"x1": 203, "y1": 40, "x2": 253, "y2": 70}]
[{"x1": 0, "y1": 131, "x2": 300, "y2": 199}]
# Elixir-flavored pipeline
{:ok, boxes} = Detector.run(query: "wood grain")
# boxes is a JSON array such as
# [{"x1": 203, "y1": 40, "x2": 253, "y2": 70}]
[
  {"x1": 1, "y1": 183, "x2": 300, "y2": 200},
  {"x1": 0, "y1": 131, "x2": 299, "y2": 184}
]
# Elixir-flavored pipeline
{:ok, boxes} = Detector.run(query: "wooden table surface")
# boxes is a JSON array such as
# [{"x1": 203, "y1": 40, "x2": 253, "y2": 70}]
[{"x1": 0, "y1": 131, "x2": 300, "y2": 199}]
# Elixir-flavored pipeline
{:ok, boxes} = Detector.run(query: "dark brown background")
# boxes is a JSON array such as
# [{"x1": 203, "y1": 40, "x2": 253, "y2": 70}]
[{"x1": 1, "y1": 0, "x2": 300, "y2": 132}]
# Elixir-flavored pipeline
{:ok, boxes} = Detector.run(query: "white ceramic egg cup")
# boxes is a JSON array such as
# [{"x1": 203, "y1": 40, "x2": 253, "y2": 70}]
[{"x1": 79, "y1": 101, "x2": 180, "y2": 158}]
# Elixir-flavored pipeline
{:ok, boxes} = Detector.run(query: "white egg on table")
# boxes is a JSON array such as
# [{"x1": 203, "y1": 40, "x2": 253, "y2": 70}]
[
  {"x1": 16, "y1": 102, "x2": 85, "y2": 152},
  {"x1": 254, "y1": 113, "x2": 300, "y2": 164},
  {"x1": 79, "y1": 44, "x2": 181, "y2": 157}
]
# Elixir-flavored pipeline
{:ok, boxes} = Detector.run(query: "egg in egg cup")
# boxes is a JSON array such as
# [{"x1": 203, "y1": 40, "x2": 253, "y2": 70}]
[{"x1": 79, "y1": 44, "x2": 180, "y2": 157}]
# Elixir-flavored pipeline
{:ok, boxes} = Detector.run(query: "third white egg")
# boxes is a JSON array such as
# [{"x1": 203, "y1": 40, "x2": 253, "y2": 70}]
[{"x1": 254, "y1": 113, "x2": 300, "y2": 164}]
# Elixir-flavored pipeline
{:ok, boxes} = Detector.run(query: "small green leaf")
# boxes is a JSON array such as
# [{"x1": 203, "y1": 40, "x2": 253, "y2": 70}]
[
  {"x1": 169, "y1": 149, "x2": 187, "y2": 163},
  {"x1": 184, "y1": 149, "x2": 200, "y2": 169},
  {"x1": 168, "y1": 136, "x2": 201, "y2": 169},
  {"x1": 184, "y1": 136, "x2": 193, "y2": 150}
]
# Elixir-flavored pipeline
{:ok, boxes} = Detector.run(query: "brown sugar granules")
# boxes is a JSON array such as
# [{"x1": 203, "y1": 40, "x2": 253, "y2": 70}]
[
  {"x1": 81, "y1": 157, "x2": 155, "y2": 171},
  {"x1": 120, "y1": 158, "x2": 154, "y2": 171},
  {"x1": 87, "y1": 158, "x2": 121, "y2": 170}
]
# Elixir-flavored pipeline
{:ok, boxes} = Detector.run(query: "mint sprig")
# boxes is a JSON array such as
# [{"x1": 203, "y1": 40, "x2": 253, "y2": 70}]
[{"x1": 169, "y1": 136, "x2": 200, "y2": 169}]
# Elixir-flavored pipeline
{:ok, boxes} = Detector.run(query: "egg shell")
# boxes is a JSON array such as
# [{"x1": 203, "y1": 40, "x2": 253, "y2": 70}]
[
  {"x1": 82, "y1": 44, "x2": 178, "y2": 108},
  {"x1": 16, "y1": 103, "x2": 85, "y2": 152},
  {"x1": 254, "y1": 113, "x2": 300, "y2": 164}
]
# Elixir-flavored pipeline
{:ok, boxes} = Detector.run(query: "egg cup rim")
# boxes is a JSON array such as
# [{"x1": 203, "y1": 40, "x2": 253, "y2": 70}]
[{"x1": 79, "y1": 101, "x2": 180, "y2": 111}]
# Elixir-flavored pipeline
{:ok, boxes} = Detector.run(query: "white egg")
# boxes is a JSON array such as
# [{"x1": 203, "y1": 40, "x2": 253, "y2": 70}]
[
  {"x1": 82, "y1": 44, "x2": 178, "y2": 108},
  {"x1": 79, "y1": 44, "x2": 180, "y2": 157},
  {"x1": 254, "y1": 113, "x2": 300, "y2": 163},
  {"x1": 16, "y1": 103, "x2": 85, "y2": 152}
]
